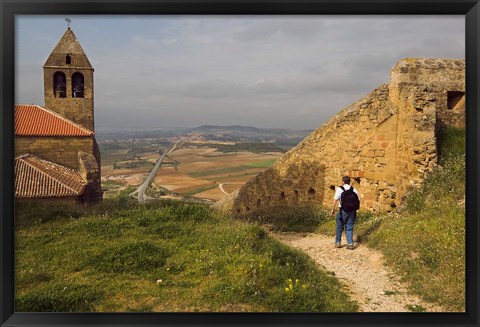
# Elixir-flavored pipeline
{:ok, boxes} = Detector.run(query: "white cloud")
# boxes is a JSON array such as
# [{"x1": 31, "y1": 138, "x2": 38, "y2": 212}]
[{"x1": 16, "y1": 15, "x2": 465, "y2": 130}]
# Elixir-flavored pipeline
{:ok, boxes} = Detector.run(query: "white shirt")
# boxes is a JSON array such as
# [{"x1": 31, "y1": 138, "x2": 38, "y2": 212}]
[{"x1": 334, "y1": 184, "x2": 359, "y2": 208}]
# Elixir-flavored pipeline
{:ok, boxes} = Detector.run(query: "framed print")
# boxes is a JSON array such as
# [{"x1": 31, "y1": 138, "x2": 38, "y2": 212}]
[{"x1": 1, "y1": 0, "x2": 479, "y2": 326}]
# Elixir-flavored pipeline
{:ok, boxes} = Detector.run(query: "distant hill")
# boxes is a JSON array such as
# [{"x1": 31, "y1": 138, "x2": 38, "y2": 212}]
[
  {"x1": 187, "y1": 125, "x2": 312, "y2": 147},
  {"x1": 97, "y1": 125, "x2": 312, "y2": 147}
]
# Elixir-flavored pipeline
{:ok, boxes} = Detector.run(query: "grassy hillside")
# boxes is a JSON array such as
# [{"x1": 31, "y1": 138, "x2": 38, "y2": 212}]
[
  {"x1": 240, "y1": 127, "x2": 465, "y2": 311},
  {"x1": 15, "y1": 199, "x2": 358, "y2": 312}
]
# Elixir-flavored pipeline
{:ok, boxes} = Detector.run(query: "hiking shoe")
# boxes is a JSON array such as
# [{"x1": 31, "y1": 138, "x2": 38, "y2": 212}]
[
  {"x1": 335, "y1": 243, "x2": 342, "y2": 248},
  {"x1": 346, "y1": 244, "x2": 355, "y2": 250}
]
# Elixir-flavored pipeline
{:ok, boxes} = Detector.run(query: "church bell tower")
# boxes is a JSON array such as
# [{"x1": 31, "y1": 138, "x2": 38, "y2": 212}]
[{"x1": 43, "y1": 27, "x2": 95, "y2": 131}]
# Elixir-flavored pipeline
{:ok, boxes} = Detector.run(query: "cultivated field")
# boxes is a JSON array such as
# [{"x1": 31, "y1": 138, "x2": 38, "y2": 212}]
[
  {"x1": 155, "y1": 145, "x2": 281, "y2": 201},
  {"x1": 101, "y1": 142, "x2": 282, "y2": 201}
]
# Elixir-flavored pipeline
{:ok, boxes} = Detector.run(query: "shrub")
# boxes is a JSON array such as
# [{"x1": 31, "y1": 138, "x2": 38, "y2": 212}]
[{"x1": 436, "y1": 126, "x2": 465, "y2": 165}]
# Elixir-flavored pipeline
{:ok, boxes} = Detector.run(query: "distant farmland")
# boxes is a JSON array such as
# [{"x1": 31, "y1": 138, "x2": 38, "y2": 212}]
[
  {"x1": 101, "y1": 141, "x2": 282, "y2": 201},
  {"x1": 153, "y1": 144, "x2": 281, "y2": 201}
]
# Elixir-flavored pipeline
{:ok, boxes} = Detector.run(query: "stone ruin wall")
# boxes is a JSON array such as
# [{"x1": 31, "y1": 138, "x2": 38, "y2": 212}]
[{"x1": 230, "y1": 58, "x2": 465, "y2": 214}]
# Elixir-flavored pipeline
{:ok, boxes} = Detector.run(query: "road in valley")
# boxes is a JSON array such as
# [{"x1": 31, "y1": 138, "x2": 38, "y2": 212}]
[{"x1": 130, "y1": 143, "x2": 178, "y2": 203}]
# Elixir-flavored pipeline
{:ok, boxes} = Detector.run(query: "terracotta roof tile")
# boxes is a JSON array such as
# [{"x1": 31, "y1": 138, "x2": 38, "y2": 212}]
[
  {"x1": 15, "y1": 154, "x2": 86, "y2": 198},
  {"x1": 15, "y1": 105, "x2": 93, "y2": 137}
]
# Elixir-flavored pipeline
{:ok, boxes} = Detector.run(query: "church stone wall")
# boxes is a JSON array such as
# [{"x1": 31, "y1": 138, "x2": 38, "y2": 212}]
[
  {"x1": 15, "y1": 136, "x2": 102, "y2": 203},
  {"x1": 15, "y1": 136, "x2": 99, "y2": 171},
  {"x1": 229, "y1": 58, "x2": 465, "y2": 214}
]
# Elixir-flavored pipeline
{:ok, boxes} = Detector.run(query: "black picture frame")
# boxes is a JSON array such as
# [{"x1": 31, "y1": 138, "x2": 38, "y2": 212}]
[{"x1": 1, "y1": 0, "x2": 479, "y2": 326}]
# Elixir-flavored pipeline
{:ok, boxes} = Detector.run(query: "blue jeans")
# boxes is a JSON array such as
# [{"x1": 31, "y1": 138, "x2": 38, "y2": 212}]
[{"x1": 335, "y1": 209, "x2": 356, "y2": 245}]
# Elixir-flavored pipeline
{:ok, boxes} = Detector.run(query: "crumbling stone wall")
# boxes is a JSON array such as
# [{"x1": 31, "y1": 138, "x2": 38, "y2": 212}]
[
  {"x1": 78, "y1": 151, "x2": 103, "y2": 202},
  {"x1": 230, "y1": 58, "x2": 465, "y2": 214},
  {"x1": 389, "y1": 58, "x2": 465, "y2": 203}
]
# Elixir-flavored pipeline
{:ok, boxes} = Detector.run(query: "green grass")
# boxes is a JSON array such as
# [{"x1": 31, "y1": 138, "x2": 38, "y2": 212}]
[
  {"x1": 16, "y1": 199, "x2": 358, "y2": 312},
  {"x1": 101, "y1": 180, "x2": 124, "y2": 188},
  {"x1": 182, "y1": 184, "x2": 218, "y2": 196},
  {"x1": 114, "y1": 160, "x2": 155, "y2": 170},
  {"x1": 181, "y1": 142, "x2": 285, "y2": 154},
  {"x1": 436, "y1": 126, "x2": 465, "y2": 165},
  {"x1": 239, "y1": 203, "x2": 329, "y2": 233},
  {"x1": 187, "y1": 166, "x2": 254, "y2": 178},
  {"x1": 405, "y1": 304, "x2": 427, "y2": 312},
  {"x1": 245, "y1": 159, "x2": 277, "y2": 168}
]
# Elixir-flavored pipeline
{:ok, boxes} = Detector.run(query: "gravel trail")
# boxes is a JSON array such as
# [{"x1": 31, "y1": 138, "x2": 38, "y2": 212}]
[{"x1": 271, "y1": 232, "x2": 445, "y2": 312}]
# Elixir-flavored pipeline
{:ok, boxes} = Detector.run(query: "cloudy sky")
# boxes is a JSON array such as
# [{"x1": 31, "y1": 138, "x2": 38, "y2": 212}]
[{"x1": 16, "y1": 15, "x2": 464, "y2": 131}]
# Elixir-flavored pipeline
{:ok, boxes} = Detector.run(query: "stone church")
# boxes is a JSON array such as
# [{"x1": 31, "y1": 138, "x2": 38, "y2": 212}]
[{"x1": 15, "y1": 27, "x2": 102, "y2": 203}]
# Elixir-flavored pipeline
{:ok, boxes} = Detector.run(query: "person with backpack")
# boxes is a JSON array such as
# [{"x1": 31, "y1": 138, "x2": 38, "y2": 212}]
[{"x1": 330, "y1": 176, "x2": 360, "y2": 250}]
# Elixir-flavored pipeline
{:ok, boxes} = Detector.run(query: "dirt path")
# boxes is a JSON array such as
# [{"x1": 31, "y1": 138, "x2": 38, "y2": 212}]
[
  {"x1": 218, "y1": 182, "x2": 244, "y2": 195},
  {"x1": 271, "y1": 232, "x2": 445, "y2": 312}
]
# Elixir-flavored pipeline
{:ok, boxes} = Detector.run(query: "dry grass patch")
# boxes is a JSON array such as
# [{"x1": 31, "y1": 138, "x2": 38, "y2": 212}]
[
  {"x1": 154, "y1": 167, "x2": 210, "y2": 191},
  {"x1": 222, "y1": 183, "x2": 244, "y2": 194},
  {"x1": 193, "y1": 187, "x2": 226, "y2": 201}
]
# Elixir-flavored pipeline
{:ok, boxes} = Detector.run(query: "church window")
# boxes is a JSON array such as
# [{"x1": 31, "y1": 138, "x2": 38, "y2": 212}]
[
  {"x1": 72, "y1": 73, "x2": 85, "y2": 98},
  {"x1": 53, "y1": 72, "x2": 66, "y2": 98},
  {"x1": 66, "y1": 55, "x2": 71, "y2": 65}
]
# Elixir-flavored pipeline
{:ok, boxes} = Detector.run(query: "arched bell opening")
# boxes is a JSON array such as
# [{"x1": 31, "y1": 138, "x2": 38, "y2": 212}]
[
  {"x1": 72, "y1": 72, "x2": 85, "y2": 98},
  {"x1": 53, "y1": 72, "x2": 66, "y2": 98}
]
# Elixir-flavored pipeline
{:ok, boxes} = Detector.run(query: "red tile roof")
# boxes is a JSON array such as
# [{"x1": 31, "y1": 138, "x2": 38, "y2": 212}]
[
  {"x1": 15, "y1": 154, "x2": 86, "y2": 198},
  {"x1": 15, "y1": 105, "x2": 93, "y2": 137}
]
